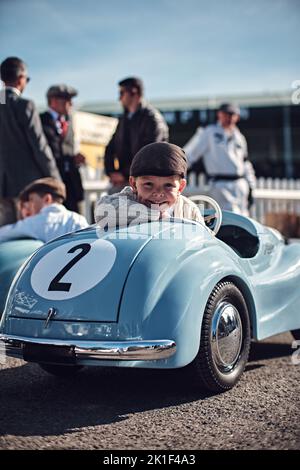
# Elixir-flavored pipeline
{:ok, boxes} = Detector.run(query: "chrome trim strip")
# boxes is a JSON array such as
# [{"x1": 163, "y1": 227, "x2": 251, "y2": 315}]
[{"x1": 0, "y1": 335, "x2": 176, "y2": 361}]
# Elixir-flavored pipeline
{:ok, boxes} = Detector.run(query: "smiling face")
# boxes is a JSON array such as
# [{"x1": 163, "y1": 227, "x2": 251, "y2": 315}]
[{"x1": 129, "y1": 175, "x2": 186, "y2": 211}]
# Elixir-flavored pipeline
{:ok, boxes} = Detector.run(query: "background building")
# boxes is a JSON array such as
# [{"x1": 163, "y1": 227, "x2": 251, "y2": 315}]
[
  {"x1": 72, "y1": 111, "x2": 117, "y2": 179},
  {"x1": 80, "y1": 91, "x2": 300, "y2": 179}
]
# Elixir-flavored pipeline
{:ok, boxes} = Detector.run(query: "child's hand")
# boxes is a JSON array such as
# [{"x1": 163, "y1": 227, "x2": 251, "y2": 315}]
[
  {"x1": 158, "y1": 203, "x2": 171, "y2": 219},
  {"x1": 147, "y1": 202, "x2": 171, "y2": 219}
]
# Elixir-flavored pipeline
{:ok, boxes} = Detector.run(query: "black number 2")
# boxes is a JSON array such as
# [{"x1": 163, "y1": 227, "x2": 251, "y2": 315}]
[{"x1": 48, "y1": 243, "x2": 91, "y2": 292}]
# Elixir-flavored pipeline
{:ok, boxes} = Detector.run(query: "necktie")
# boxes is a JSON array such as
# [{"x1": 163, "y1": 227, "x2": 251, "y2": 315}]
[{"x1": 58, "y1": 116, "x2": 69, "y2": 139}]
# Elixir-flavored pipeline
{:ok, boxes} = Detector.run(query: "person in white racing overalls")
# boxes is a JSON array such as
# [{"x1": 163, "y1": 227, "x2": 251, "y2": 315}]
[{"x1": 184, "y1": 103, "x2": 256, "y2": 216}]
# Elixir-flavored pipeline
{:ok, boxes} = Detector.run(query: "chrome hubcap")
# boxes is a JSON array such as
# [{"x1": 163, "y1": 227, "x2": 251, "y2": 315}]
[{"x1": 211, "y1": 301, "x2": 242, "y2": 373}]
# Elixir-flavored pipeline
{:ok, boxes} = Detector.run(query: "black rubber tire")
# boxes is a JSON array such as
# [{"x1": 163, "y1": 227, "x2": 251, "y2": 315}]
[
  {"x1": 191, "y1": 281, "x2": 251, "y2": 392},
  {"x1": 39, "y1": 363, "x2": 83, "y2": 377},
  {"x1": 291, "y1": 330, "x2": 300, "y2": 340}
]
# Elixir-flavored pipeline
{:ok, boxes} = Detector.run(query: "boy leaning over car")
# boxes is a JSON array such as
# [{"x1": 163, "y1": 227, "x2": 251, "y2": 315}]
[
  {"x1": 0, "y1": 177, "x2": 88, "y2": 243},
  {"x1": 95, "y1": 142, "x2": 205, "y2": 229}
]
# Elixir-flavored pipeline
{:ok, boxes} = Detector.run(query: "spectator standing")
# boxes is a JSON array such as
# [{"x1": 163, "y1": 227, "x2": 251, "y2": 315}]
[
  {"x1": 184, "y1": 103, "x2": 256, "y2": 215},
  {"x1": 40, "y1": 85, "x2": 85, "y2": 213},
  {"x1": 104, "y1": 77, "x2": 169, "y2": 192},
  {"x1": 0, "y1": 178, "x2": 88, "y2": 243},
  {"x1": 0, "y1": 57, "x2": 61, "y2": 223}
]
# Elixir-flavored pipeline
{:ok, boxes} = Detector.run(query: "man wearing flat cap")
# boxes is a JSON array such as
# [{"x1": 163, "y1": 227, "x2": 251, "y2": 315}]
[
  {"x1": 0, "y1": 57, "x2": 61, "y2": 225},
  {"x1": 184, "y1": 103, "x2": 256, "y2": 216},
  {"x1": 0, "y1": 177, "x2": 88, "y2": 243},
  {"x1": 40, "y1": 84, "x2": 86, "y2": 213}
]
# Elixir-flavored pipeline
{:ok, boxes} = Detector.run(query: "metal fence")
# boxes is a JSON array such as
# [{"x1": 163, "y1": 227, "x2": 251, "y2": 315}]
[{"x1": 82, "y1": 174, "x2": 300, "y2": 224}]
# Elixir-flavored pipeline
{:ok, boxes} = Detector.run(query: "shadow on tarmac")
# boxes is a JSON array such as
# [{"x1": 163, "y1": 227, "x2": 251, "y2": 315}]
[{"x1": 0, "y1": 336, "x2": 293, "y2": 438}]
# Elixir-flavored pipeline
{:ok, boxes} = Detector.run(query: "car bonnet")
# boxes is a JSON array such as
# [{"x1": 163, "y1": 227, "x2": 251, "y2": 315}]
[{"x1": 3, "y1": 225, "x2": 156, "y2": 323}]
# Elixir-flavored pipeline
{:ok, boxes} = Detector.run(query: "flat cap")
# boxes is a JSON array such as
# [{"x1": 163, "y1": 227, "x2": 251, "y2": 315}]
[
  {"x1": 47, "y1": 84, "x2": 78, "y2": 100},
  {"x1": 130, "y1": 142, "x2": 187, "y2": 178},
  {"x1": 19, "y1": 177, "x2": 66, "y2": 202},
  {"x1": 219, "y1": 102, "x2": 240, "y2": 115}
]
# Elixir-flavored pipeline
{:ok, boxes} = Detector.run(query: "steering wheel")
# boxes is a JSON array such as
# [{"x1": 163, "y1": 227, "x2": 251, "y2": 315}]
[{"x1": 189, "y1": 195, "x2": 222, "y2": 236}]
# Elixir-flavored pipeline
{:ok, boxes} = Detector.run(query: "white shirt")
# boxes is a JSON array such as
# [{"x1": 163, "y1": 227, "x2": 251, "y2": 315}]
[
  {"x1": 48, "y1": 107, "x2": 60, "y2": 121},
  {"x1": 4, "y1": 86, "x2": 21, "y2": 96},
  {"x1": 0, "y1": 204, "x2": 89, "y2": 243},
  {"x1": 1, "y1": 86, "x2": 21, "y2": 104},
  {"x1": 184, "y1": 122, "x2": 256, "y2": 188}
]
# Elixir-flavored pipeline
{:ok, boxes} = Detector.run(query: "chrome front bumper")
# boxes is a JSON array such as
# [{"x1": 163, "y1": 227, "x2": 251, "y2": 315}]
[{"x1": 0, "y1": 334, "x2": 176, "y2": 361}]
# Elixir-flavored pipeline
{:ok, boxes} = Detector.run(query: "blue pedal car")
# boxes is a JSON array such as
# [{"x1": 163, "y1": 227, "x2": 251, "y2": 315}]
[{"x1": 1, "y1": 197, "x2": 300, "y2": 392}]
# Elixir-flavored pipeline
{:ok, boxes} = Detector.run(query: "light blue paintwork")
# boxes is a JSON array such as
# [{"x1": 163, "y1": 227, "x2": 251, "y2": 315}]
[
  {"x1": 0, "y1": 239, "x2": 43, "y2": 314},
  {"x1": 1, "y1": 212, "x2": 300, "y2": 369}
]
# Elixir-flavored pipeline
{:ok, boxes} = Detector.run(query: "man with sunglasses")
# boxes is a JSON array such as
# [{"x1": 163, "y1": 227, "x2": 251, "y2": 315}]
[
  {"x1": 0, "y1": 56, "x2": 60, "y2": 224},
  {"x1": 104, "y1": 77, "x2": 169, "y2": 192}
]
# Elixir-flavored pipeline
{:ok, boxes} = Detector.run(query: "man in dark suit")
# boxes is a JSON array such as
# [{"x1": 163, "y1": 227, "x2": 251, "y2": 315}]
[
  {"x1": 40, "y1": 85, "x2": 85, "y2": 212},
  {"x1": 0, "y1": 57, "x2": 61, "y2": 224}
]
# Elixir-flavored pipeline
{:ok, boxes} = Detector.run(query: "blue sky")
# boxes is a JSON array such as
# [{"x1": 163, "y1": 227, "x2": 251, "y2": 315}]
[{"x1": 1, "y1": 0, "x2": 299, "y2": 106}]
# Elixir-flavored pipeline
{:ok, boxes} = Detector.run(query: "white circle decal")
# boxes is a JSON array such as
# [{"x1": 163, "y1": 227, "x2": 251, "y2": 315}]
[{"x1": 30, "y1": 239, "x2": 116, "y2": 300}]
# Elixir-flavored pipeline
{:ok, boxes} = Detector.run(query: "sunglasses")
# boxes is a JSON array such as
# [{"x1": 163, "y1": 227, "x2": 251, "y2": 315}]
[
  {"x1": 119, "y1": 88, "x2": 137, "y2": 98},
  {"x1": 19, "y1": 75, "x2": 30, "y2": 83}
]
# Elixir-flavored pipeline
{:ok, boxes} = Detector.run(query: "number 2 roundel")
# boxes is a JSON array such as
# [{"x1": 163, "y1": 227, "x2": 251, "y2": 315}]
[{"x1": 30, "y1": 239, "x2": 117, "y2": 300}]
